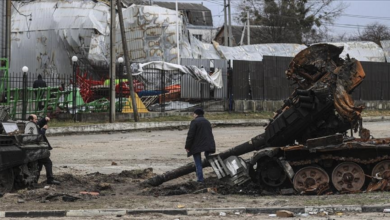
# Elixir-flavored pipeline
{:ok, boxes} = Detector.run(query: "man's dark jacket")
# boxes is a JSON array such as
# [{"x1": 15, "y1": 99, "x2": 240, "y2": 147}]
[
  {"x1": 33, "y1": 75, "x2": 47, "y2": 90},
  {"x1": 185, "y1": 116, "x2": 216, "y2": 157}
]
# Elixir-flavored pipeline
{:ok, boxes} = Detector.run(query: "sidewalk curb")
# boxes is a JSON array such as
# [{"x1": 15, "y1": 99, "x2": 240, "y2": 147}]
[
  {"x1": 46, "y1": 119, "x2": 269, "y2": 136},
  {"x1": 1, "y1": 210, "x2": 66, "y2": 218},
  {"x1": 1, "y1": 205, "x2": 390, "y2": 218},
  {"x1": 46, "y1": 117, "x2": 389, "y2": 136},
  {"x1": 66, "y1": 209, "x2": 126, "y2": 217}
]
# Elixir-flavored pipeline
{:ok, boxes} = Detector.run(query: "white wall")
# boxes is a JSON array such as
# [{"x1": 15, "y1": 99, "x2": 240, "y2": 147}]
[{"x1": 188, "y1": 28, "x2": 218, "y2": 44}]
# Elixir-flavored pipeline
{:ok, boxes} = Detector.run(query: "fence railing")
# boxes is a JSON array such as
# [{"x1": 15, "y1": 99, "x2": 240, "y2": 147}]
[{"x1": 0, "y1": 60, "x2": 229, "y2": 120}]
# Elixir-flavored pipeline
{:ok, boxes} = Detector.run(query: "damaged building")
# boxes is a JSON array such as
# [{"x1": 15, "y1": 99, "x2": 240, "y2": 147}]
[
  {"x1": 153, "y1": 1, "x2": 218, "y2": 44},
  {"x1": 10, "y1": 0, "x2": 183, "y2": 76},
  {"x1": 9, "y1": 0, "x2": 217, "y2": 77}
]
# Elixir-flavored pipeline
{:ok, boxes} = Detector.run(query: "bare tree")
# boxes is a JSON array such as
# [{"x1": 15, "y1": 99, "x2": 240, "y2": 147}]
[
  {"x1": 236, "y1": 0, "x2": 346, "y2": 44},
  {"x1": 356, "y1": 22, "x2": 390, "y2": 47}
]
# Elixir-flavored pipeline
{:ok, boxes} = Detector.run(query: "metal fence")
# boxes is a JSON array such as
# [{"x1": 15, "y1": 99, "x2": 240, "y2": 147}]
[
  {"x1": 2, "y1": 56, "x2": 389, "y2": 120},
  {"x1": 0, "y1": 59, "x2": 229, "y2": 120},
  {"x1": 181, "y1": 58, "x2": 228, "y2": 99},
  {"x1": 233, "y1": 57, "x2": 390, "y2": 101},
  {"x1": 353, "y1": 62, "x2": 390, "y2": 100}
]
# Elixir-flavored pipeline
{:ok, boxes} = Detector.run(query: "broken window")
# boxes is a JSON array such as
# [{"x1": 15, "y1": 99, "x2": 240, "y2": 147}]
[{"x1": 193, "y1": 34, "x2": 202, "y2": 41}]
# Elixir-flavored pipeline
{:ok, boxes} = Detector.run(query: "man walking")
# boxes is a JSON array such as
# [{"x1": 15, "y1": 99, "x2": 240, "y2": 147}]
[
  {"x1": 185, "y1": 109, "x2": 216, "y2": 183},
  {"x1": 33, "y1": 74, "x2": 47, "y2": 110}
]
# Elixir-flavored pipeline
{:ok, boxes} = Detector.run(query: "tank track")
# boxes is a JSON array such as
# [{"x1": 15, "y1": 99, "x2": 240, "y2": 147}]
[{"x1": 289, "y1": 155, "x2": 390, "y2": 167}]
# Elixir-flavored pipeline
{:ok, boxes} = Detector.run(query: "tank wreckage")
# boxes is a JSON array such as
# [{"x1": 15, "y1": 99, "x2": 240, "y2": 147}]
[
  {"x1": 0, "y1": 108, "x2": 51, "y2": 194},
  {"x1": 145, "y1": 44, "x2": 390, "y2": 194}
]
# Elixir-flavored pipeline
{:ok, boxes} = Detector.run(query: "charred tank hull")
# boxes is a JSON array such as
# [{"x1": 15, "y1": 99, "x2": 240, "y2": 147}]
[
  {"x1": 0, "y1": 109, "x2": 50, "y2": 194},
  {"x1": 144, "y1": 44, "x2": 390, "y2": 194}
]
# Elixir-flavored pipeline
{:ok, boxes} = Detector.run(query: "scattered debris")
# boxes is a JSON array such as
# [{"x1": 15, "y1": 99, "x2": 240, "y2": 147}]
[
  {"x1": 276, "y1": 210, "x2": 294, "y2": 217},
  {"x1": 96, "y1": 183, "x2": 112, "y2": 191},
  {"x1": 111, "y1": 162, "x2": 118, "y2": 166},
  {"x1": 80, "y1": 191, "x2": 99, "y2": 196},
  {"x1": 177, "y1": 204, "x2": 185, "y2": 208},
  {"x1": 219, "y1": 212, "x2": 226, "y2": 216},
  {"x1": 298, "y1": 213, "x2": 309, "y2": 217},
  {"x1": 17, "y1": 199, "x2": 25, "y2": 203},
  {"x1": 207, "y1": 187, "x2": 217, "y2": 194},
  {"x1": 62, "y1": 195, "x2": 81, "y2": 202},
  {"x1": 192, "y1": 188, "x2": 208, "y2": 194},
  {"x1": 119, "y1": 168, "x2": 153, "y2": 179},
  {"x1": 318, "y1": 211, "x2": 329, "y2": 217}
]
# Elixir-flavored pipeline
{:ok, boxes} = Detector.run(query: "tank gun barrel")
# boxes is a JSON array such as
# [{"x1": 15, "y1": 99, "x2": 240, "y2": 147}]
[{"x1": 143, "y1": 134, "x2": 266, "y2": 186}]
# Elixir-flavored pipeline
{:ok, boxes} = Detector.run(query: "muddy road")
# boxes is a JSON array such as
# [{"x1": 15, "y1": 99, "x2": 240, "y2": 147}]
[
  {"x1": 1, "y1": 121, "x2": 390, "y2": 217},
  {"x1": 49, "y1": 121, "x2": 390, "y2": 176}
]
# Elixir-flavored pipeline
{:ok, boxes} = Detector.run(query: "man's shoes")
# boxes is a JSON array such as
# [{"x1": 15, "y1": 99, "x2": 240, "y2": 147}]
[{"x1": 47, "y1": 180, "x2": 60, "y2": 185}]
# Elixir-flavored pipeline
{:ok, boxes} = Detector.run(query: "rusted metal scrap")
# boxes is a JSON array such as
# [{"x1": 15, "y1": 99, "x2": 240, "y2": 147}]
[{"x1": 144, "y1": 44, "x2": 390, "y2": 196}]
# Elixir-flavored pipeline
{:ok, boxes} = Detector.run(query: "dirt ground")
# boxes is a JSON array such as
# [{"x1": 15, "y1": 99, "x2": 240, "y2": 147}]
[{"x1": 1, "y1": 121, "x2": 390, "y2": 219}]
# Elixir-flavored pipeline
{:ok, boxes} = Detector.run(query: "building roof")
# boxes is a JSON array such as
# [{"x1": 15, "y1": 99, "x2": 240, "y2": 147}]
[
  {"x1": 215, "y1": 25, "x2": 267, "y2": 46},
  {"x1": 153, "y1": 2, "x2": 210, "y2": 11}
]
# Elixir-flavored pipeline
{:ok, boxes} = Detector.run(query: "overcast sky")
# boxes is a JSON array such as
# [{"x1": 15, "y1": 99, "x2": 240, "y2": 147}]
[{"x1": 163, "y1": 0, "x2": 390, "y2": 37}]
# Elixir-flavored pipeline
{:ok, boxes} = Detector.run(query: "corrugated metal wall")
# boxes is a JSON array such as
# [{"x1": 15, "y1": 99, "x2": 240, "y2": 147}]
[
  {"x1": 263, "y1": 56, "x2": 293, "y2": 100},
  {"x1": 249, "y1": 61, "x2": 264, "y2": 100},
  {"x1": 232, "y1": 60, "x2": 257, "y2": 99},
  {"x1": 359, "y1": 62, "x2": 390, "y2": 100},
  {"x1": 233, "y1": 57, "x2": 390, "y2": 101},
  {"x1": 0, "y1": 1, "x2": 5, "y2": 58},
  {"x1": 180, "y1": 58, "x2": 227, "y2": 99},
  {"x1": 233, "y1": 57, "x2": 293, "y2": 100}
]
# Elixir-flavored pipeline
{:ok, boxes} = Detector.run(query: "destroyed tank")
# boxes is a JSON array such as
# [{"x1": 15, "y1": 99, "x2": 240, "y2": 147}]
[
  {"x1": 0, "y1": 108, "x2": 51, "y2": 194},
  {"x1": 145, "y1": 44, "x2": 390, "y2": 194}
]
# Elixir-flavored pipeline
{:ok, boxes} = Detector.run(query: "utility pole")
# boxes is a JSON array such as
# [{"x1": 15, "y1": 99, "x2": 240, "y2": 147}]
[
  {"x1": 6, "y1": 0, "x2": 11, "y2": 62},
  {"x1": 223, "y1": 0, "x2": 228, "y2": 46},
  {"x1": 176, "y1": 0, "x2": 180, "y2": 65},
  {"x1": 109, "y1": 0, "x2": 116, "y2": 123},
  {"x1": 228, "y1": 0, "x2": 233, "y2": 46},
  {"x1": 117, "y1": 0, "x2": 139, "y2": 122},
  {"x1": 247, "y1": 11, "x2": 250, "y2": 45}
]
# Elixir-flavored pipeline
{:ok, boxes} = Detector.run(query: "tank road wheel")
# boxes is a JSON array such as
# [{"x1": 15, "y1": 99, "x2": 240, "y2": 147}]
[
  {"x1": 293, "y1": 166, "x2": 330, "y2": 193},
  {"x1": 332, "y1": 162, "x2": 365, "y2": 192},
  {"x1": 0, "y1": 168, "x2": 14, "y2": 194},
  {"x1": 258, "y1": 158, "x2": 287, "y2": 187},
  {"x1": 371, "y1": 160, "x2": 390, "y2": 178}
]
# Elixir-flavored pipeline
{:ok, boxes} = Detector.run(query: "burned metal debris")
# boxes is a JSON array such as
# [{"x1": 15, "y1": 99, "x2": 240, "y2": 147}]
[{"x1": 144, "y1": 43, "x2": 390, "y2": 195}]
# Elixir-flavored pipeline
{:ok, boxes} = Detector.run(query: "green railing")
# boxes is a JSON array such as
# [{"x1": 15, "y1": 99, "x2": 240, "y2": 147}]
[
  {"x1": 6, "y1": 86, "x2": 73, "y2": 120},
  {"x1": 0, "y1": 58, "x2": 9, "y2": 105}
]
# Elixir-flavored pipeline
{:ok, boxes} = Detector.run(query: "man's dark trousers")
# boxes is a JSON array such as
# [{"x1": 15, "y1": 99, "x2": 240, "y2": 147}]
[
  {"x1": 193, "y1": 152, "x2": 210, "y2": 182},
  {"x1": 38, "y1": 157, "x2": 54, "y2": 182}
]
